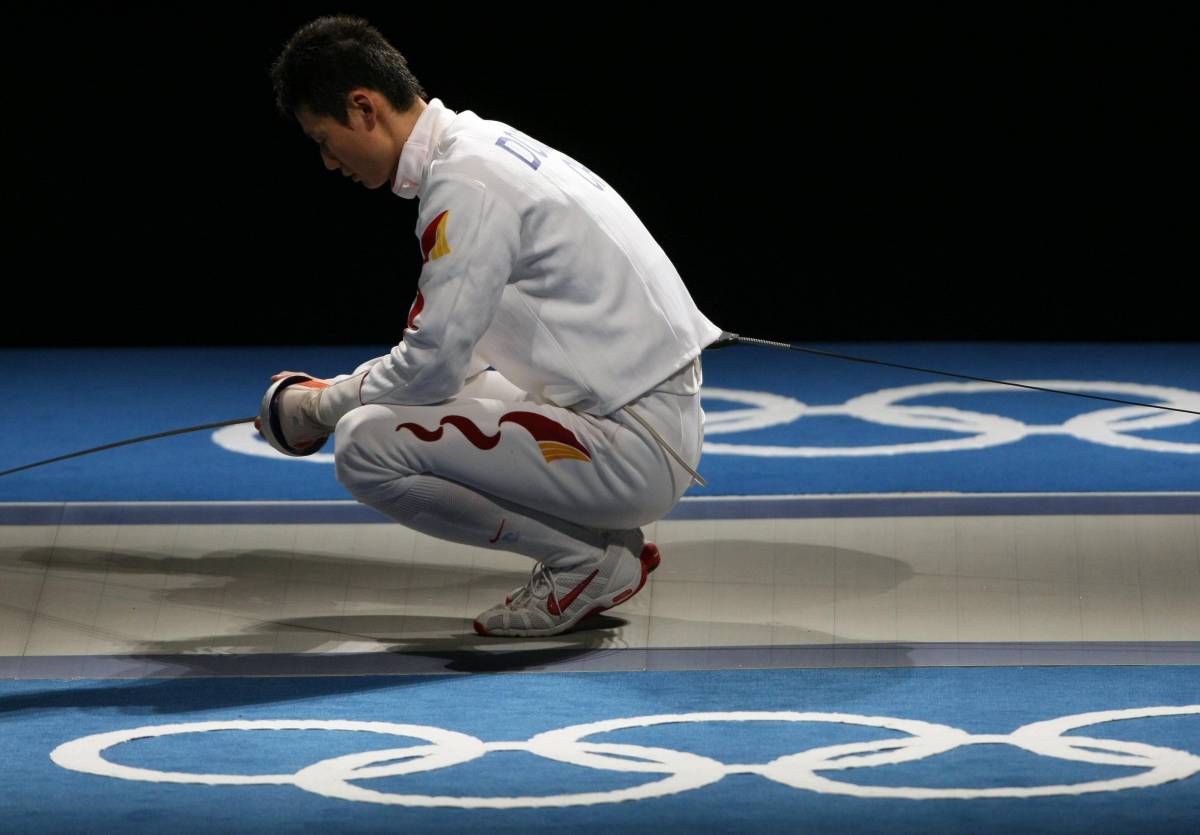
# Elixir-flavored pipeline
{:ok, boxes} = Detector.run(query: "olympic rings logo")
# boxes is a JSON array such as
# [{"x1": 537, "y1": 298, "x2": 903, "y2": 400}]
[
  {"x1": 212, "y1": 379, "x2": 1200, "y2": 462},
  {"x1": 702, "y1": 380, "x2": 1200, "y2": 456},
  {"x1": 51, "y1": 705, "x2": 1200, "y2": 807}
]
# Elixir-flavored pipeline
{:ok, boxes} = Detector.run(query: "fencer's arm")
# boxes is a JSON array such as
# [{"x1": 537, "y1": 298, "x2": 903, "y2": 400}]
[
  {"x1": 316, "y1": 175, "x2": 520, "y2": 426},
  {"x1": 327, "y1": 355, "x2": 388, "y2": 385},
  {"x1": 328, "y1": 350, "x2": 488, "y2": 388}
]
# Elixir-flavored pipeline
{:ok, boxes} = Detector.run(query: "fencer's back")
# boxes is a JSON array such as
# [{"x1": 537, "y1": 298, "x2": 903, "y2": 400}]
[{"x1": 420, "y1": 110, "x2": 720, "y2": 415}]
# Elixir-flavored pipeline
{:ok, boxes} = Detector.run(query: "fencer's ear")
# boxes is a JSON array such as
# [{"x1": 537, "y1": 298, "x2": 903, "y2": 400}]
[{"x1": 348, "y1": 90, "x2": 377, "y2": 125}]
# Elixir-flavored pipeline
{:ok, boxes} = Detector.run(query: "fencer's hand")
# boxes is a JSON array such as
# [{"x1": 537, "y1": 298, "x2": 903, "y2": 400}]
[
  {"x1": 270, "y1": 370, "x2": 327, "y2": 384},
  {"x1": 255, "y1": 373, "x2": 336, "y2": 450}
]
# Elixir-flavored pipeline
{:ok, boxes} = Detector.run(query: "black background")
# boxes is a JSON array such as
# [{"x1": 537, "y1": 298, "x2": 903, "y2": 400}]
[{"x1": 6, "y1": 3, "x2": 1193, "y2": 345}]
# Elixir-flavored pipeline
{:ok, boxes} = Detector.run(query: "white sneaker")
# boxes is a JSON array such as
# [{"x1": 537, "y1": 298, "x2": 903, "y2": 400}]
[{"x1": 473, "y1": 531, "x2": 661, "y2": 637}]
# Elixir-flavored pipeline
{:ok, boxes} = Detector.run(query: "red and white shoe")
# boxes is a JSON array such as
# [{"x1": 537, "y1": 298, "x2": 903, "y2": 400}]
[{"x1": 473, "y1": 532, "x2": 661, "y2": 637}]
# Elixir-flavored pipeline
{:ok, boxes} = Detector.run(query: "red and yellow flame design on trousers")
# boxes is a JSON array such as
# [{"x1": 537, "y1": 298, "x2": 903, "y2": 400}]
[{"x1": 395, "y1": 411, "x2": 592, "y2": 464}]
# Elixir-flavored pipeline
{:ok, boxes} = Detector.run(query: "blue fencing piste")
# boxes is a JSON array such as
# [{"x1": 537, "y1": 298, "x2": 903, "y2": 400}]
[
  {"x1": 2, "y1": 342, "x2": 1199, "y2": 500},
  {"x1": 1, "y1": 665, "x2": 1197, "y2": 833}
]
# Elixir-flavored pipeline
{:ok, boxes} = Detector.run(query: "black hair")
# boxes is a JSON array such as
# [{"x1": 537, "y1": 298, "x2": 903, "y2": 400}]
[{"x1": 269, "y1": 15, "x2": 427, "y2": 126}]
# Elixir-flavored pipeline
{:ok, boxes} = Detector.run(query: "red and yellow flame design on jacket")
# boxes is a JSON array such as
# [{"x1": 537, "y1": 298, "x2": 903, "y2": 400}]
[
  {"x1": 421, "y1": 211, "x2": 451, "y2": 262},
  {"x1": 395, "y1": 411, "x2": 591, "y2": 464},
  {"x1": 406, "y1": 290, "x2": 424, "y2": 332}
]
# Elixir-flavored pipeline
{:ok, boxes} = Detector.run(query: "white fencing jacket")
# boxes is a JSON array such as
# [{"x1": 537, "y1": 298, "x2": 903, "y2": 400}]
[{"x1": 318, "y1": 98, "x2": 722, "y2": 427}]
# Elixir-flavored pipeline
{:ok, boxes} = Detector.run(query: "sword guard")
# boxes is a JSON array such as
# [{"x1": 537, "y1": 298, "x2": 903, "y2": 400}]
[{"x1": 258, "y1": 375, "x2": 331, "y2": 457}]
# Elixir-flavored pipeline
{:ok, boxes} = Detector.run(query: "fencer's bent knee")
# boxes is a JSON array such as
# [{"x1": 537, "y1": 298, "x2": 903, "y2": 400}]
[
  {"x1": 333, "y1": 407, "x2": 370, "y2": 492},
  {"x1": 333, "y1": 405, "x2": 417, "y2": 495}
]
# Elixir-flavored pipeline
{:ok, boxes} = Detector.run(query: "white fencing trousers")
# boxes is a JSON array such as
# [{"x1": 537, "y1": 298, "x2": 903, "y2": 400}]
[{"x1": 332, "y1": 357, "x2": 704, "y2": 568}]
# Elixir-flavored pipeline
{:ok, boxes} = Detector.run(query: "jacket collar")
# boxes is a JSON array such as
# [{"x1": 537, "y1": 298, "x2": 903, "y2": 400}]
[{"x1": 391, "y1": 97, "x2": 457, "y2": 200}]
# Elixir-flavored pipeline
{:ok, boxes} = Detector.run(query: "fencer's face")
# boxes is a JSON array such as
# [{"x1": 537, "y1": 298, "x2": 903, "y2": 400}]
[{"x1": 296, "y1": 97, "x2": 395, "y2": 190}]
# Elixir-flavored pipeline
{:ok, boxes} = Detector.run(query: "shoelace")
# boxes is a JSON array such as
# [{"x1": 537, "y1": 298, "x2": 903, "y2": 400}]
[{"x1": 509, "y1": 562, "x2": 556, "y2": 608}]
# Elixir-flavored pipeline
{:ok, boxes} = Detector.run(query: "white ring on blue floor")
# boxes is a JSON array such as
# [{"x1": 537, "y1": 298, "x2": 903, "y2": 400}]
[{"x1": 49, "y1": 720, "x2": 482, "y2": 785}]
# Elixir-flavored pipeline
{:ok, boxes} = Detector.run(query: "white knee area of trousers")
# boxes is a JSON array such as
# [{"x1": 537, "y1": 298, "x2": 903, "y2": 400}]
[
  {"x1": 364, "y1": 473, "x2": 442, "y2": 526},
  {"x1": 333, "y1": 405, "x2": 420, "y2": 499}
]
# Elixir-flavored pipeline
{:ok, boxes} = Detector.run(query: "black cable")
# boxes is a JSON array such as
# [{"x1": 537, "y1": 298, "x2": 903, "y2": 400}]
[
  {"x1": 713, "y1": 332, "x2": 1200, "y2": 418},
  {"x1": 0, "y1": 417, "x2": 256, "y2": 478}
]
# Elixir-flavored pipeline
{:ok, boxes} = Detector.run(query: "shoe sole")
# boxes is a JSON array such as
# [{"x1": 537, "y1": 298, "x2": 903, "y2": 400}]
[{"x1": 474, "y1": 543, "x2": 661, "y2": 637}]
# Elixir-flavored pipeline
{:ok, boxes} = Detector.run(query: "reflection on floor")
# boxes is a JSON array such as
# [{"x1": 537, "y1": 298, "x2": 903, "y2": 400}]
[{"x1": 3, "y1": 510, "x2": 1198, "y2": 678}]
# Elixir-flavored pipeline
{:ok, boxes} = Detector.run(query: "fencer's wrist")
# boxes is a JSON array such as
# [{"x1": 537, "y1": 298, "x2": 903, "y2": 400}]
[
  {"x1": 315, "y1": 373, "x2": 366, "y2": 428},
  {"x1": 300, "y1": 388, "x2": 337, "y2": 432}
]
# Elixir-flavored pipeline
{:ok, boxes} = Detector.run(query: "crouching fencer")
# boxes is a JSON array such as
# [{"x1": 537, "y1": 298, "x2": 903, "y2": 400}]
[{"x1": 259, "y1": 15, "x2": 721, "y2": 636}]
